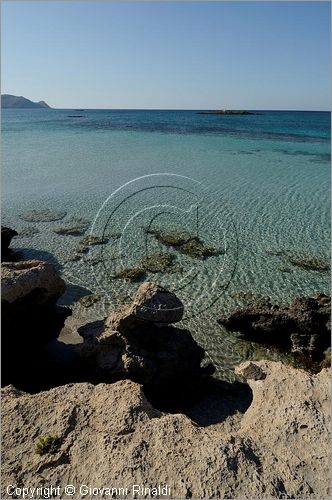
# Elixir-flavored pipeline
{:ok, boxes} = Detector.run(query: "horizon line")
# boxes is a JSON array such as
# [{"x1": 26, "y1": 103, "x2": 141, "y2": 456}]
[{"x1": 3, "y1": 106, "x2": 330, "y2": 112}]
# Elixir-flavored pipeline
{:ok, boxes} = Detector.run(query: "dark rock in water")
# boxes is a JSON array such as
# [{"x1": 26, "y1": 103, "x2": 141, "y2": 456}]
[
  {"x1": 218, "y1": 294, "x2": 330, "y2": 359},
  {"x1": 79, "y1": 235, "x2": 108, "y2": 246},
  {"x1": 1, "y1": 226, "x2": 18, "y2": 260},
  {"x1": 145, "y1": 227, "x2": 223, "y2": 259},
  {"x1": 268, "y1": 249, "x2": 330, "y2": 272},
  {"x1": 78, "y1": 294, "x2": 101, "y2": 308},
  {"x1": 77, "y1": 282, "x2": 213, "y2": 404},
  {"x1": 139, "y1": 252, "x2": 175, "y2": 273},
  {"x1": 114, "y1": 267, "x2": 146, "y2": 282},
  {"x1": 78, "y1": 234, "x2": 109, "y2": 253},
  {"x1": 53, "y1": 218, "x2": 90, "y2": 237},
  {"x1": 19, "y1": 209, "x2": 67, "y2": 223}
]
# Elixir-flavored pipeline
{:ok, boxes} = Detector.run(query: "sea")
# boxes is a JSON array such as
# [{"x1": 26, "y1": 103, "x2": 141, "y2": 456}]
[{"x1": 2, "y1": 109, "x2": 330, "y2": 380}]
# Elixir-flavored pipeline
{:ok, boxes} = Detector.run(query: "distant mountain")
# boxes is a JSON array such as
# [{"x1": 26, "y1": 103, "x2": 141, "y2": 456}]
[{"x1": 1, "y1": 94, "x2": 51, "y2": 109}]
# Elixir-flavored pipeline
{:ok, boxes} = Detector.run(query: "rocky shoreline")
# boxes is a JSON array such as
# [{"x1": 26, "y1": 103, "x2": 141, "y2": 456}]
[
  {"x1": 2, "y1": 362, "x2": 329, "y2": 499},
  {"x1": 219, "y1": 294, "x2": 331, "y2": 370},
  {"x1": 1, "y1": 226, "x2": 330, "y2": 498}
]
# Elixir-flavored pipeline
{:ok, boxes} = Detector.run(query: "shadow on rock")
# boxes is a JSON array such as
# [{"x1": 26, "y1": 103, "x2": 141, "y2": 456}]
[
  {"x1": 58, "y1": 282, "x2": 94, "y2": 306},
  {"x1": 185, "y1": 379, "x2": 253, "y2": 427}
]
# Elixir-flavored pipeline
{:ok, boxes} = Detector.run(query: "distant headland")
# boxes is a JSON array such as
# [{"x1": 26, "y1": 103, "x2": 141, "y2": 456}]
[
  {"x1": 1, "y1": 94, "x2": 51, "y2": 109},
  {"x1": 197, "y1": 110, "x2": 257, "y2": 115}
]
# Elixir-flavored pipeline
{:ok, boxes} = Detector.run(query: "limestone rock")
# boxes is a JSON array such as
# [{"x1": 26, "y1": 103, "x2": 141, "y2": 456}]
[
  {"x1": 130, "y1": 282, "x2": 184, "y2": 323},
  {"x1": 1, "y1": 361, "x2": 330, "y2": 499},
  {"x1": 77, "y1": 283, "x2": 211, "y2": 404},
  {"x1": 1, "y1": 260, "x2": 65, "y2": 304},
  {"x1": 1, "y1": 260, "x2": 70, "y2": 389}
]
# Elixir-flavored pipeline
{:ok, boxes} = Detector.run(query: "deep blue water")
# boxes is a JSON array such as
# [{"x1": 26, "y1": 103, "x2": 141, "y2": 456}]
[{"x1": 3, "y1": 108, "x2": 330, "y2": 142}]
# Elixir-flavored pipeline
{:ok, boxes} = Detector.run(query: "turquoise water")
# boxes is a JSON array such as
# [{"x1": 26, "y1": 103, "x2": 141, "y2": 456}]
[{"x1": 2, "y1": 109, "x2": 330, "y2": 380}]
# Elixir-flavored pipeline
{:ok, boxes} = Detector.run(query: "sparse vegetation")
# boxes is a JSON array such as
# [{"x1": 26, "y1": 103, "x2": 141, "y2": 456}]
[{"x1": 36, "y1": 434, "x2": 61, "y2": 455}]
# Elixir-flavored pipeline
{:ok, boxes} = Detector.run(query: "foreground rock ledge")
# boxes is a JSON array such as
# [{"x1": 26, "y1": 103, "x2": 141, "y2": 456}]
[{"x1": 1, "y1": 361, "x2": 329, "y2": 499}]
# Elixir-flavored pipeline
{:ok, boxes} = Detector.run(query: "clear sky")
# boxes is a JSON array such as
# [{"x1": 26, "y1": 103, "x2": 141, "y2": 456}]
[{"x1": 1, "y1": 1, "x2": 330, "y2": 110}]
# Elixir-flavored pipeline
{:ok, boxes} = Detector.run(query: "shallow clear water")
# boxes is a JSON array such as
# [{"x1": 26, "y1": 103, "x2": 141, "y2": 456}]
[{"x1": 2, "y1": 109, "x2": 330, "y2": 380}]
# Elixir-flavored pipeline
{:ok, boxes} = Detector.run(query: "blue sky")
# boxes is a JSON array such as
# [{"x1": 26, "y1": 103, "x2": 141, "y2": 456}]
[{"x1": 1, "y1": 1, "x2": 330, "y2": 110}]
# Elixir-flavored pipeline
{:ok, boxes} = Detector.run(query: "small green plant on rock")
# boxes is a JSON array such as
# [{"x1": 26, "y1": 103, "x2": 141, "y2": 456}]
[{"x1": 36, "y1": 434, "x2": 61, "y2": 455}]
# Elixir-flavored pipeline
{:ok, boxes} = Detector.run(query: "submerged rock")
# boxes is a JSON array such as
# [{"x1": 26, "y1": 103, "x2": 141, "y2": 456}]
[
  {"x1": 78, "y1": 294, "x2": 101, "y2": 308},
  {"x1": 16, "y1": 226, "x2": 40, "y2": 238},
  {"x1": 79, "y1": 235, "x2": 108, "y2": 247},
  {"x1": 78, "y1": 234, "x2": 109, "y2": 254},
  {"x1": 1, "y1": 361, "x2": 329, "y2": 499},
  {"x1": 53, "y1": 218, "x2": 90, "y2": 236},
  {"x1": 269, "y1": 249, "x2": 330, "y2": 272},
  {"x1": 1, "y1": 226, "x2": 18, "y2": 260},
  {"x1": 145, "y1": 227, "x2": 223, "y2": 259},
  {"x1": 139, "y1": 252, "x2": 175, "y2": 273},
  {"x1": 19, "y1": 209, "x2": 67, "y2": 223},
  {"x1": 114, "y1": 267, "x2": 146, "y2": 281},
  {"x1": 219, "y1": 294, "x2": 331, "y2": 359}
]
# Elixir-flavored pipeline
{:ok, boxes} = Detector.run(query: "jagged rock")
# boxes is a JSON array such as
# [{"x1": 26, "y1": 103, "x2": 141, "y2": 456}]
[
  {"x1": 131, "y1": 282, "x2": 184, "y2": 323},
  {"x1": 1, "y1": 260, "x2": 65, "y2": 304},
  {"x1": 1, "y1": 226, "x2": 18, "y2": 260},
  {"x1": 77, "y1": 283, "x2": 211, "y2": 403},
  {"x1": 1, "y1": 361, "x2": 329, "y2": 499},
  {"x1": 104, "y1": 283, "x2": 184, "y2": 329},
  {"x1": 219, "y1": 294, "x2": 330, "y2": 359},
  {"x1": 1, "y1": 260, "x2": 70, "y2": 388}
]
